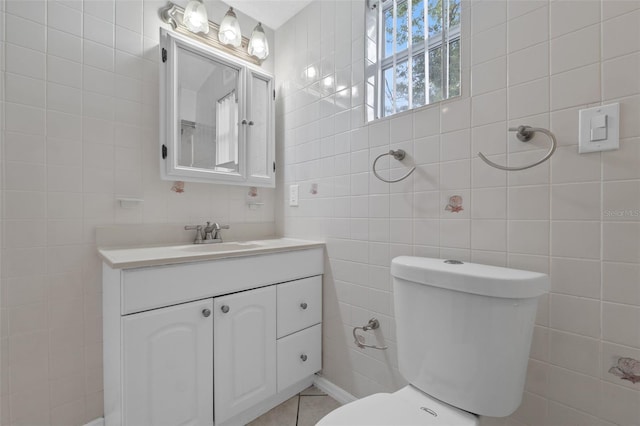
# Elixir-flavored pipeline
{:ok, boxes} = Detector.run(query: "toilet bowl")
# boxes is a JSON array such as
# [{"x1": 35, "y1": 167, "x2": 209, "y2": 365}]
[
  {"x1": 317, "y1": 257, "x2": 549, "y2": 425},
  {"x1": 316, "y1": 385, "x2": 478, "y2": 426}
]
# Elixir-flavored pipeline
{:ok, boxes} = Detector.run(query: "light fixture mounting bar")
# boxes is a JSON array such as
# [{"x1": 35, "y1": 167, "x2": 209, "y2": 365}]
[{"x1": 159, "y1": 2, "x2": 261, "y2": 65}]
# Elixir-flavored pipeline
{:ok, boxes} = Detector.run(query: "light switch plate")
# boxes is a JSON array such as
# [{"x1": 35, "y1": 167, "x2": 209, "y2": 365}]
[
  {"x1": 289, "y1": 185, "x2": 299, "y2": 207},
  {"x1": 579, "y1": 103, "x2": 619, "y2": 153}
]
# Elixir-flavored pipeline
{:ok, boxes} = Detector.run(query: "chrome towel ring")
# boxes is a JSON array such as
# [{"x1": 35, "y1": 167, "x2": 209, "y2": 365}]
[
  {"x1": 478, "y1": 125, "x2": 557, "y2": 171},
  {"x1": 372, "y1": 149, "x2": 416, "y2": 183}
]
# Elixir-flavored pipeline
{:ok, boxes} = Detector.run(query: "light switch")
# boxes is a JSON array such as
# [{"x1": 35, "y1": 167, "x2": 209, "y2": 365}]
[
  {"x1": 590, "y1": 114, "x2": 608, "y2": 141},
  {"x1": 579, "y1": 103, "x2": 619, "y2": 154},
  {"x1": 289, "y1": 185, "x2": 299, "y2": 207}
]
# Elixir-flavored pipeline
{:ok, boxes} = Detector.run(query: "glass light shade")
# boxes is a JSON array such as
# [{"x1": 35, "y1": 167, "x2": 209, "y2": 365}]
[
  {"x1": 218, "y1": 7, "x2": 242, "y2": 47},
  {"x1": 248, "y1": 22, "x2": 269, "y2": 60},
  {"x1": 183, "y1": 0, "x2": 209, "y2": 34}
]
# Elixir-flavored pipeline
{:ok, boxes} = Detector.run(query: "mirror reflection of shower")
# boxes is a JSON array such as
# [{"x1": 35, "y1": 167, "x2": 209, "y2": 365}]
[
  {"x1": 215, "y1": 89, "x2": 238, "y2": 172},
  {"x1": 181, "y1": 120, "x2": 196, "y2": 167},
  {"x1": 176, "y1": 47, "x2": 240, "y2": 174}
]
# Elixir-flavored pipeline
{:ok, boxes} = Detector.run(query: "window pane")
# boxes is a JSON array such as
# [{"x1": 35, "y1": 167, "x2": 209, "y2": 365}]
[
  {"x1": 411, "y1": 0, "x2": 425, "y2": 43},
  {"x1": 448, "y1": 39, "x2": 461, "y2": 97},
  {"x1": 412, "y1": 54, "x2": 426, "y2": 108},
  {"x1": 428, "y1": 0, "x2": 442, "y2": 36},
  {"x1": 396, "y1": 1, "x2": 409, "y2": 52},
  {"x1": 428, "y1": 47, "x2": 442, "y2": 102},
  {"x1": 396, "y1": 60, "x2": 409, "y2": 112},
  {"x1": 383, "y1": 7, "x2": 394, "y2": 58},
  {"x1": 449, "y1": 0, "x2": 461, "y2": 27},
  {"x1": 383, "y1": 67, "x2": 394, "y2": 117}
]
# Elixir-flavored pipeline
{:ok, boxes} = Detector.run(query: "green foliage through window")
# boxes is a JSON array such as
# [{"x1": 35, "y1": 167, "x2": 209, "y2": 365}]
[{"x1": 376, "y1": 0, "x2": 461, "y2": 118}]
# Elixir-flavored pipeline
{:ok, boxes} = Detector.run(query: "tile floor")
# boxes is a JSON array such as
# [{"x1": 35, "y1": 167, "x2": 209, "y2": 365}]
[{"x1": 247, "y1": 386, "x2": 341, "y2": 426}]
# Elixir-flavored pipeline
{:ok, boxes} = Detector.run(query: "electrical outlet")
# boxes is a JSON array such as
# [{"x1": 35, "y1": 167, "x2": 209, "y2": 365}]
[{"x1": 289, "y1": 185, "x2": 299, "y2": 207}]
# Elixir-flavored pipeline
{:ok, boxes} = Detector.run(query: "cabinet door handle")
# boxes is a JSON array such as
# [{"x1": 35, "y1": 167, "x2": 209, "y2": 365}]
[
  {"x1": 241, "y1": 119, "x2": 248, "y2": 125},
  {"x1": 202, "y1": 308, "x2": 211, "y2": 317},
  {"x1": 248, "y1": 121, "x2": 254, "y2": 126},
  {"x1": 300, "y1": 302, "x2": 308, "y2": 310},
  {"x1": 300, "y1": 354, "x2": 307, "y2": 362},
  {"x1": 221, "y1": 305, "x2": 230, "y2": 313}
]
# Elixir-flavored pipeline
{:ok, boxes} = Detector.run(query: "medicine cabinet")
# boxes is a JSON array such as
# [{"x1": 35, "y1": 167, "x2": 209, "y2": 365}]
[{"x1": 160, "y1": 29, "x2": 275, "y2": 187}]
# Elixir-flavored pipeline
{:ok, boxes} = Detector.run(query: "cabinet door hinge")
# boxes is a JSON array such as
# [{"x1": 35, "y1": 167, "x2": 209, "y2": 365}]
[
  {"x1": 162, "y1": 144, "x2": 168, "y2": 159},
  {"x1": 161, "y1": 48, "x2": 167, "y2": 63}
]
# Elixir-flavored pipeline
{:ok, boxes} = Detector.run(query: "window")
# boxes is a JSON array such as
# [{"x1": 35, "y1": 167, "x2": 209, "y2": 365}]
[{"x1": 365, "y1": 0, "x2": 461, "y2": 121}]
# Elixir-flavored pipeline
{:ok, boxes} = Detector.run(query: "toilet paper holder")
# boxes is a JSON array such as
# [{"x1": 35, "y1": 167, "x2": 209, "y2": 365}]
[{"x1": 353, "y1": 318, "x2": 388, "y2": 350}]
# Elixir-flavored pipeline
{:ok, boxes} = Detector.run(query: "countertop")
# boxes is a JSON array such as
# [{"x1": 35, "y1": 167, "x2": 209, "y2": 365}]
[{"x1": 98, "y1": 238, "x2": 325, "y2": 269}]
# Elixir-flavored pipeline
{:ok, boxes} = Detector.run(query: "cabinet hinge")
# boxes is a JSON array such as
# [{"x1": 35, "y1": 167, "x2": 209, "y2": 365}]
[
  {"x1": 162, "y1": 144, "x2": 168, "y2": 159},
  {"x1": 273, "y1": 161, "x2": 276, "y2": 172},
  {"x1": 161, "y1": 48, "x2": 167, "y2": 63}
]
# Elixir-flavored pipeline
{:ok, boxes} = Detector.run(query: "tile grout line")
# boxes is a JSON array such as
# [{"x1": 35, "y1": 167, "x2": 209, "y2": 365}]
[{"x1": 295, "y1": 394, "x2": 301, "y2": 426}]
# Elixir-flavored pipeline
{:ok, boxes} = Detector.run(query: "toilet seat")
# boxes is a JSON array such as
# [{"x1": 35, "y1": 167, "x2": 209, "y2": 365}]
[{"x1": 316, "y1": 386, "x2": 478, "y2": 426}]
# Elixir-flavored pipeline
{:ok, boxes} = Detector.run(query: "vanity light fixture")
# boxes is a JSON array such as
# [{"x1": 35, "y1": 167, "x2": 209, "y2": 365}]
[
  {"x1": 248, "y1": 22, "x2": 269, "y2": 60},
  {"x1": 218, "y1": 7, "x2": 242, "y2": 47},
  {"x1": 182, "y1": 0, "x2": 209, "y2": 34},
  {"x1": 159, "y1": 2, "x2": 263, "y2": 65}
]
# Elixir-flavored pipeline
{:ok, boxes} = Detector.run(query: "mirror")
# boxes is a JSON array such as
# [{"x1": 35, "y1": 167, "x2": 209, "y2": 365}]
[
  {"x1": 161, "y1": 29, "x2": 275, "y2": 187},
  {"x1": 177, "y1": 47, "x2": 240, "y2": 173}
]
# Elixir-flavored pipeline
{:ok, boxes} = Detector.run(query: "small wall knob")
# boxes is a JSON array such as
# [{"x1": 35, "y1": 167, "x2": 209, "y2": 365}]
[
  {"x1": 300, "y1": 354, "x2": 307, "y2": 362},
  {"x1": 300, "y1": 302, "x2": 308, "y2": 310},
  {"x1": 221, "y1": 305, "x2": 230, "y2": 313},
  {"x1": 202, "y1": 308, "x2": 211, "y2": 317}
]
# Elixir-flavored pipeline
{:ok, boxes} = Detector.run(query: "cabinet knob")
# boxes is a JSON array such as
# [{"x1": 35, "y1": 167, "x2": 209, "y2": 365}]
[
  {"x1": 202, "y1": 308, "x2": 211, "y2": 317},
  {"x1": 300, "y1": 302, "x2": 308, "y2": 310},
  {"x1": 241, "y1": 119, "x2": 248, "y2": 125},
  {"x1": 221, "y1": 305, "x2": 230, "y2": 314},
  {"x1": 300, "y1": 354, "x2": 307, "y2": 362},
  {"x1": 248, "y1": 121, "x2": 254, "y2": 126}
]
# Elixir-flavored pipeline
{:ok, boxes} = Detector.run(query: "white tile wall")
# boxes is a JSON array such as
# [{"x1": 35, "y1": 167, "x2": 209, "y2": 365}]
[
  {"x1": 0, "y1": 0, "x2": 276, "y2": 424},
  {"x1": 275, "y1": 0, "x2": 640, "y2": 424}
]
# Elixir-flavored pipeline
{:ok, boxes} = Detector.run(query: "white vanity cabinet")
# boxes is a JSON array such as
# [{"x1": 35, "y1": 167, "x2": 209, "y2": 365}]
[{"x1": 101, "y1": 244, "x2": 324, "y2": 426}]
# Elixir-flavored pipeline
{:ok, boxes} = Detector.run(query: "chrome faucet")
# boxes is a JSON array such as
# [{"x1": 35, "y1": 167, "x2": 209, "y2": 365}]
[{"x1": 185, "y1": 221, "x2": 230, "y2": 244}]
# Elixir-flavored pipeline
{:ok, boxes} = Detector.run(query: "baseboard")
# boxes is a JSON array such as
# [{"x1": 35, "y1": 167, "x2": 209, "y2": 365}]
[
  {"x1": 84, "y1": 418, "x2": 105, "y2": 426},
  {"x1": 312, "y1": 375, "x2": 357, "y2": 405}
]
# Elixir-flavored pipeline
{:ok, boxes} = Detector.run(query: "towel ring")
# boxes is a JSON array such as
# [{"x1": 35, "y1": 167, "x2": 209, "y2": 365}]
[
  {"x1": 478, "y1": 126, "x2": 557, "y2": 171},
  {"x1": 372, "y1": 149, "x2": 416, "y2": 183}
]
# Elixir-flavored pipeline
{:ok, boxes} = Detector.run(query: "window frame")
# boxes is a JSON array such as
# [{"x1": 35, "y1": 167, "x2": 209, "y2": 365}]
[{"x1": 370, "y1": 0, "x2": 461, "y2": 120}]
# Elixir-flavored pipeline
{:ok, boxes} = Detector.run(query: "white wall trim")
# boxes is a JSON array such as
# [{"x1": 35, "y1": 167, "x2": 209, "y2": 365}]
[
  {"x1": 84, "y1": 418, "x2": 104, "y2": 426},
  {"x1": 313, "y1": 375, "x2": 357, "y2": 405}
]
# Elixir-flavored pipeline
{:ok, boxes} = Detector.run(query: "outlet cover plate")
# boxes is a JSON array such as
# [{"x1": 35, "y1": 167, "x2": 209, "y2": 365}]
[{"x1": 289, "y1": 185, "x2": 299, "y2": 207}]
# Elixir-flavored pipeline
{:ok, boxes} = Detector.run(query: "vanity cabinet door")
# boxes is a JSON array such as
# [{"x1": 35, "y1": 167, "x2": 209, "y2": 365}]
[
  {"x1": 214, "y1": 286, "x2": 276, "y2": 424},
  {"x1": 122, "y1": 299, "x2": 214, "y2": 426}
]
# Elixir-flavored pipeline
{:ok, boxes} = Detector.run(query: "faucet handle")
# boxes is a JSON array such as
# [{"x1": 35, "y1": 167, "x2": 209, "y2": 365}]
[
  {"x1": 184, "y1": 225, "x2": 204, "y2": 243},
  {"x1": 212, "y1": 223, "x2": 230, "y2": 240}
]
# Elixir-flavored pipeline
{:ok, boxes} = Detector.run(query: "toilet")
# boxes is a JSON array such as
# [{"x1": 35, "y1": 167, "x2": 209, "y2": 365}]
[{"x1": 317, "y1": 256, "x2": 549, "y2": 425}]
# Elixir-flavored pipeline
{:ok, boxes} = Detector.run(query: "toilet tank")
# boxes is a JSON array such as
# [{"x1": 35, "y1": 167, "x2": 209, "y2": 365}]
[{"x1": 390, "y1": 257, "x2": 549, "y2": 418}]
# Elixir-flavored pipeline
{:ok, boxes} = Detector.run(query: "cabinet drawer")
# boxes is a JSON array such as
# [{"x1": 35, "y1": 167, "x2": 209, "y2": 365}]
[
  {"x1": 277, "y1": 276, "x2": 322, "y2": 338},
  {"x1": 277, "y1": 324, "x2": 321, "y2": 392}
]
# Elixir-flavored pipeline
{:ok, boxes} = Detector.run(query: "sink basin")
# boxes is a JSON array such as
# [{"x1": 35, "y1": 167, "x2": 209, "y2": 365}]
[{"x1": 178, "y1": 242, "x2": 263, "y2": 252}]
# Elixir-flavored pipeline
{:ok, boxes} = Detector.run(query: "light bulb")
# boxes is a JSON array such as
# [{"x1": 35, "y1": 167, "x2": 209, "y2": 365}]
[
  {"x1": 248, "y1": 22, "x2": 269, "y2": 60},
  {"x1": 218, "y1": 7, "x2": 242, "y2": 47},
  {"x1": 183, "y1": 0, "x2": 209, "y2": 34}
]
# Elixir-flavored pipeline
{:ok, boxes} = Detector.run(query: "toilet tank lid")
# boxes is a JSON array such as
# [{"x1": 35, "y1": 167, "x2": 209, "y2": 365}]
[{"x1": 391, "y1": 257, "x2": 549, "y2": 299}]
